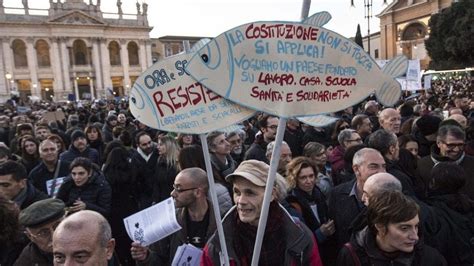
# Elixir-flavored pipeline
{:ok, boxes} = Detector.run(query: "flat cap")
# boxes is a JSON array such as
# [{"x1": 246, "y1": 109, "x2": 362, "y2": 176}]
[
  {"x1": 19, "y1": 198, "x2": 65, "y2": 228},
  {"x1": 226, "y1": 159, "x2": 281, "y2": 187}
]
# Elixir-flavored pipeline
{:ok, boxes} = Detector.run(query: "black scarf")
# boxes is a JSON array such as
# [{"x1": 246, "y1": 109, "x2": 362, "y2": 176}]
[{"x1": 233, "y1": 201, "x2": 285, "y2": 266}]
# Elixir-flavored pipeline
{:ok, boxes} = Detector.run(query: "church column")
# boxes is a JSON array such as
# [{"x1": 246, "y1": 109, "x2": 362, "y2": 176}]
[
  {"x1": 60, "y1": 37, "x2": 72, "y2": 97},
  {"x1": 145, "y1": 40, "x2": 152, "y2": 67},
  {"x1": 119, "y1": 39, "x2": 131, "y2": 95},
  {"x1": 139, "y1": 40, "x2": 147, "y2": 72},
  {"x1": 73, "y1": 74, "x2": 79, "y2": 100},
  {"x1": 1, "y1": 37, "x2": 14, "y2": 98},
  {"x1": 91, "y1": 37, "x2": 102, "y2": 98},
  {"x1": 51, "y1": 37, "x2": 64, "y2": 100},
  {"x1": 100, "y1": 38, "x2": 112, "y2": 97},
  {"x1": 26, "y1": 37, "x2": 40, "y2": 98},
  {"x1": 0, "y1": 38, "x2": 7, "y2": 98}
]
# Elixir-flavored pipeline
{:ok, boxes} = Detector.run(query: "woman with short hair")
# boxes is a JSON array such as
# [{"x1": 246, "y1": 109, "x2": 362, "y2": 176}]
[{"x1": 337, "y1": 191, "x2": 446, "y2": 265}]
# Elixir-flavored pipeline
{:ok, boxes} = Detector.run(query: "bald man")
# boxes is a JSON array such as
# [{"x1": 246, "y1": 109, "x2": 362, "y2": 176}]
[
  {"x1": 52, "y1": 210, "x2": 115, "y2": 266},
  {"x1": 379, "y1": 108, "x2": 401, "y2": 134},
  {"x1": 448, "y1": 114, "x2": 467, "y2": 128},
  {"x1": 361, "y1": 172, "x2": 402, "y2": 206}
]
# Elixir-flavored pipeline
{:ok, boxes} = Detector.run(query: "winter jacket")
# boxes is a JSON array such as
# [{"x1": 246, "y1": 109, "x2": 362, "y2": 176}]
[
  {"x1": 244, "y1": 135, "x2": 269, "y2": 163},
  {"x1": 14, "y1": 242, "x2": 52, "y2": 266},
  {"x1": 59, "y1": 145, "x2": 100, "y2": 165},
  {"x1": 416, "y1": 146, "x2": 474, "y2": 200},
  {"x1": 131, "y1": 148, "x2": 159, "y2": 209},
  {"x1": 56, "y1": 170, "x2": 112, "y2": 217},
  {"x1": 336, "y1": 227, "x2": 446, "y2": 266},
  {"x1": 28, "y1": 160, "x2": 70, "y2": 194},
  {"x1": 137, "y1": 203, "x2": 217, "y2": 266},
  {"x1": 200, "y1": 206, "x2": 323, "y2": 266},
  {"x1": 13, "y1": 182, "x2": 48, "y2": 210},
  {"x1": 152, "y1": 158, "x2": 178, "y2": 204}
]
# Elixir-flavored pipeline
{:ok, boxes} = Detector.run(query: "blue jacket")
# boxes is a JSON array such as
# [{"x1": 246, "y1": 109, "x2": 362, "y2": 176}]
[{"x1": 60, "y1": 145, "x2": 100, "y2": 165}]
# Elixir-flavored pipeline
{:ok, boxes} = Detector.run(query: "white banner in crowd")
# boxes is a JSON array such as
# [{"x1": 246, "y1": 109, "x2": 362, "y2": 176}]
[
  {"x1": 129, "y1": 53, "x2": 255, "y2": 134},
  {"x1": 186, "y1": 12, "x2": 408, "y2": 117}
]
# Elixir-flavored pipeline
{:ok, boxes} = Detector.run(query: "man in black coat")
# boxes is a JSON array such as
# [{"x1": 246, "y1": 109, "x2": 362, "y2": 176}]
[
  {"x1": 131, "y1": 131, "x2": 159, "y2": 210},
  {"x1": 0, "y1": 160, "x2": 47, "y2": 210},
  {"x1": 29, "y1": 139, "x2": 70, "y2": 195},
  {"x1": 244, "y1": 114, "x2": 279, "y2": 163},
  {"x1": 59, "y1": 130, "x2": 100, "y2": 164},
  {"x1": 15, "y1": 198, "x2": 66, "y2": 265}
]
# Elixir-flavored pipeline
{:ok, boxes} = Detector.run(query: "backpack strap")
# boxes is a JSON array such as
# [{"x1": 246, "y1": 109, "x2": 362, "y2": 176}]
[{"x1": 344, "y1": 242, "x2": 361, "y2": 266}]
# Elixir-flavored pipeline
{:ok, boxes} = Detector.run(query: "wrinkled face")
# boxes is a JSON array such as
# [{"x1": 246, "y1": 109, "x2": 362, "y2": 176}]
[
  {"x1": 354, "y1": 152, "x2": 386, "y2": 187},
  {"x1": 210, "y1": 134, "x2": 230, "y2": 156},
  {"x1": 233, "y1": 177, "x2": 269, "y2": 227},
  {"x1": 24, "y1": 140, "x2": 37, "y2": 155},
  {"x1": 227, "y1": 135, "x2": 242, "y2": 154},
  {"x1": 36, "y1": 128, "x2": 50, "y2": 141},
  {"x1": 404, "y1": 141, "x2": 419, "y2": 157},
  {"x1": 53, "y1": 226, "x2": 113, "y2": 266},
  {"x1": 261, "y1": 117, "x2": 279, "y2": 142},
  {"x1": 344, "y1": 133, "x2": 363, "y2": 149},
  {"x1": 279, "y1": 144, "x2": 292, "y2": 167},
  {"x1": 87, "y1": 129, "x2": 99, "y2": 141},
  {"x1": 0, "y1": 174, "x2": 26, "y2": 200},
  {"x1": 296, "y1": 166, "x2": 316, "y2": 194},
  {"x1": 437, "y1": 134, "x2": 465, "y2": 160},
  {"x1": 73, "y1": 137, "x2": 87, "y2": 152},
  {"x1": 158, "y1": 140, "x2": 167, "y2": 156},
  {"x1": 40, "y1": 141, "x2": 58, "y2": 163},
  {"x1": 117, "y1": 114, "x2": 126, "y2": 124},
  {"x1": 170, "y1": 173, "x2": 198, "y2": 208},
  {"x1": 26, "y1": 219, "x2": 62, "y2": 253},
  {"x1": 138, "y1": 135, "x2": 153, "y2": 155},
  {"x1": 376, "y1": 215, "x2": 420, "y2": 253},
  {"x1": 380, "y1": 110, "x2": 401, "y2": 134},
  {"x1": 310, "y1": 148, "x2": 327, "y2": 166},
  {"x1": 71, "y1": 166, "x2": 91, "y2": 187}
]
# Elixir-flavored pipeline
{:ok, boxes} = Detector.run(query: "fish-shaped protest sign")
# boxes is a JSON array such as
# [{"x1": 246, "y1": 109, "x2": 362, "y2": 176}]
[
  {"x1": 186, "y1": 12, "x2": 408, "y2": 118},
  {"x1": 129, "y1": 52, "x2": 256, "y2": 134}
]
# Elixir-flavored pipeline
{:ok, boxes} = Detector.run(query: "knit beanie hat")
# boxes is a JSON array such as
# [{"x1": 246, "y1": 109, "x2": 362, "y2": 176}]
[{"x1": 71, "y1": 130, "x2": 86, "y2": 142}]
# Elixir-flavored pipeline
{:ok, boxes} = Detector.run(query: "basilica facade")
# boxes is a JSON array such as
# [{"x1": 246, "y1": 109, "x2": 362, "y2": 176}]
[{"x1": 0, "y1": 0, "x2": 153, "y2": 101}]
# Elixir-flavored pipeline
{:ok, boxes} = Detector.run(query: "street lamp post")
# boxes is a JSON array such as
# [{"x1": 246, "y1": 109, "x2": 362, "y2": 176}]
[{"x1": 351, "y1": 0, "x2": 387, "y2": 57}]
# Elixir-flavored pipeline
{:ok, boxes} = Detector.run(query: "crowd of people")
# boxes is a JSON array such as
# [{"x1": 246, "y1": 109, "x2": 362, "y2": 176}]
[{"x1": 0, "y1": 75, "x2": 473, "y2": 265}]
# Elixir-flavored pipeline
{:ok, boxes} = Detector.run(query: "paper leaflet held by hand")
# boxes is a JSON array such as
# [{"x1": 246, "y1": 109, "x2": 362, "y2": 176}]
[{"x1": 123, "y1": 197, "x2": 182, "y2": 246}]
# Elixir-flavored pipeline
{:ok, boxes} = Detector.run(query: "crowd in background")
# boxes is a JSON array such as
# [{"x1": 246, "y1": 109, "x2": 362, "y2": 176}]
[{"x1": 0, "y1": 74, "x2": 473, "y2": 265}]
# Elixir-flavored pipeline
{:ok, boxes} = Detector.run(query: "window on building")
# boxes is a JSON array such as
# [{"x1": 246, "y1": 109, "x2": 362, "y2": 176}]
[
  {"x1": 127, "y1": 41, "x2": 140, "y2": 66},
  {"x1": 36, "y1": 39, "x2": 51, "y2": 67},
  {"x1": 374, "y1": 49, "x2": 379, "y2": 59},
  {"x1": 12, "y1": 39, "x2": 28, "y2": 68},
  {"x1": 108, "y1": 41, "x2": 121, "y2": 66},
  {"x1": 73, "y1": 40, "x2": 89, "y2": 65}
]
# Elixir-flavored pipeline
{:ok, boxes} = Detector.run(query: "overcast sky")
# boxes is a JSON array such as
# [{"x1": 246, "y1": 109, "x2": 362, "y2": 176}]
[{"x1": 4, "y1": 0, "x2": 393, "y2": 38}]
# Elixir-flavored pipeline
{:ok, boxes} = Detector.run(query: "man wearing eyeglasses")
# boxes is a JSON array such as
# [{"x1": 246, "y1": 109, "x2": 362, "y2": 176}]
[
  {"x1": 130, "y1": 167, "x2": 216, "y2": 265},
  {"x1": 14, "y1": 198, "x2": 66, "y2": 265},
  {"x1": 416, "y1": 124, "x2": 474, "y2": 200}
]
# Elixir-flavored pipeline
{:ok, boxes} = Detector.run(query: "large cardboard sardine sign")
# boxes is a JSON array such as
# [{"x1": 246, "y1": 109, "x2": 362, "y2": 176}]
[
  {"x1": 186, "y1": 12, "x2": 408, "y2": 118},
  {"x1": 130, "y1": 50, "x2": 255, "y2": 266},
  {"x1": 129, "y1": 53, "x2": 255, "y2": 134}
]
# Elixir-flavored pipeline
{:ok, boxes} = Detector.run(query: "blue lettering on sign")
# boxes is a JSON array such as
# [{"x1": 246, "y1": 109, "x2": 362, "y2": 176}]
[
  {"x1": 254, "y1": 40, "x2": 270, "y2": 55},
  {"x1": 241, "y1": 71, "x2": 254, "y2": 82},
  {"x1": 175, "y1": 60, "x2": 189, "y2": 76},
  {"x1": 276, "y1": 41, "x2": 325, "y2": 59},
  {"x1": 317, "y1": 31, "x2": 342, "y2": 50},
  {"x1": 144, "y1": 69, "x2": 171, "y2": 89},
  {"x1": 227, "y1": 30, "x2": 246, "y2": 47}
]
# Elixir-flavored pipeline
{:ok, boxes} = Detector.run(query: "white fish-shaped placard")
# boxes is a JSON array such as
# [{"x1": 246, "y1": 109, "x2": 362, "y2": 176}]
[
  {"x1": 186, "y1": 12, "x2": 408, "y2": 118},
  {"x1": 129, "y1": 53, "x2": 256, "y2": 134},
  {"x1": 298, "y1": 114, "x2": 339, "y2": 127}
]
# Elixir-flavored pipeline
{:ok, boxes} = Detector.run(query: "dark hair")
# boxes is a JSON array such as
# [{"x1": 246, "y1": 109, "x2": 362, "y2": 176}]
[
  {"x1": 46, "y1": 134, "x2": 66, "y2": 153},
  {"x1": 135, "y1": 131, "x2": 151, "y2": 145},
  {"x1": 437, "y1": 125, "x2": 466, "y2": 141},
  {"x1": 398, "y1": 134, "x2": 418, "y2": 149},
  {"x1": 367, "y1": 129, "x2": 397, "y2": 156},
  {"x1": 85, "y1": 124, "x2": 103, "y2": 142},
  {"x1": 0, "y1": 146, "x2": 12, "y2": 159},
  {"x1": 331, "y1": 119, "x2": 351, "y2": 143},
  {"x1": 103, "y1": 140, "x2": 124, "y2": 162},
  {"x1": 103, "y1": 147, "x2": 133, "y2": 186},
  {"x1": 20, "y1": 134, "x2": 39, "y2": 159},
  {"x1": 70, "y1": 157, "x2": 93, "y2": 174},
  {"x1": 0, "y1": 160, "x2": 27, "y2": 181},
  {"x1": 351, "y1": 114, "x2": 369, "y2": 129},
  {"x1": 207, "y1": 131, "x2": 224, "y2": 151},
  {"x1": 178, "y1": 144, "x2": 205, "y2": 171},
  {"x1": 119, "y1": 130, "x2": 132, "y2": 147},
  {"x1": 0, "y1": 195, "x2": 21, "y2": 242},
  {"x1": 257, "y1": 114, "x2": 277, "y2": 130},
  {"x1": 367, "y1": 191, "x2": 419, "y2": 235},
  {"x1": 429, "y1": 162, "x2": 466, "y2": 194}
]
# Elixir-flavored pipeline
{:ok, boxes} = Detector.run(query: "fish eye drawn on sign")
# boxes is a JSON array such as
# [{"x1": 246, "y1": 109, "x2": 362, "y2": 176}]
[
  {"x1": 186, "y1": 11, "x2": 408, "y2": 118},
  {"x1": 129, "y1": 53, "x2": 256, "y2": 134}
]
